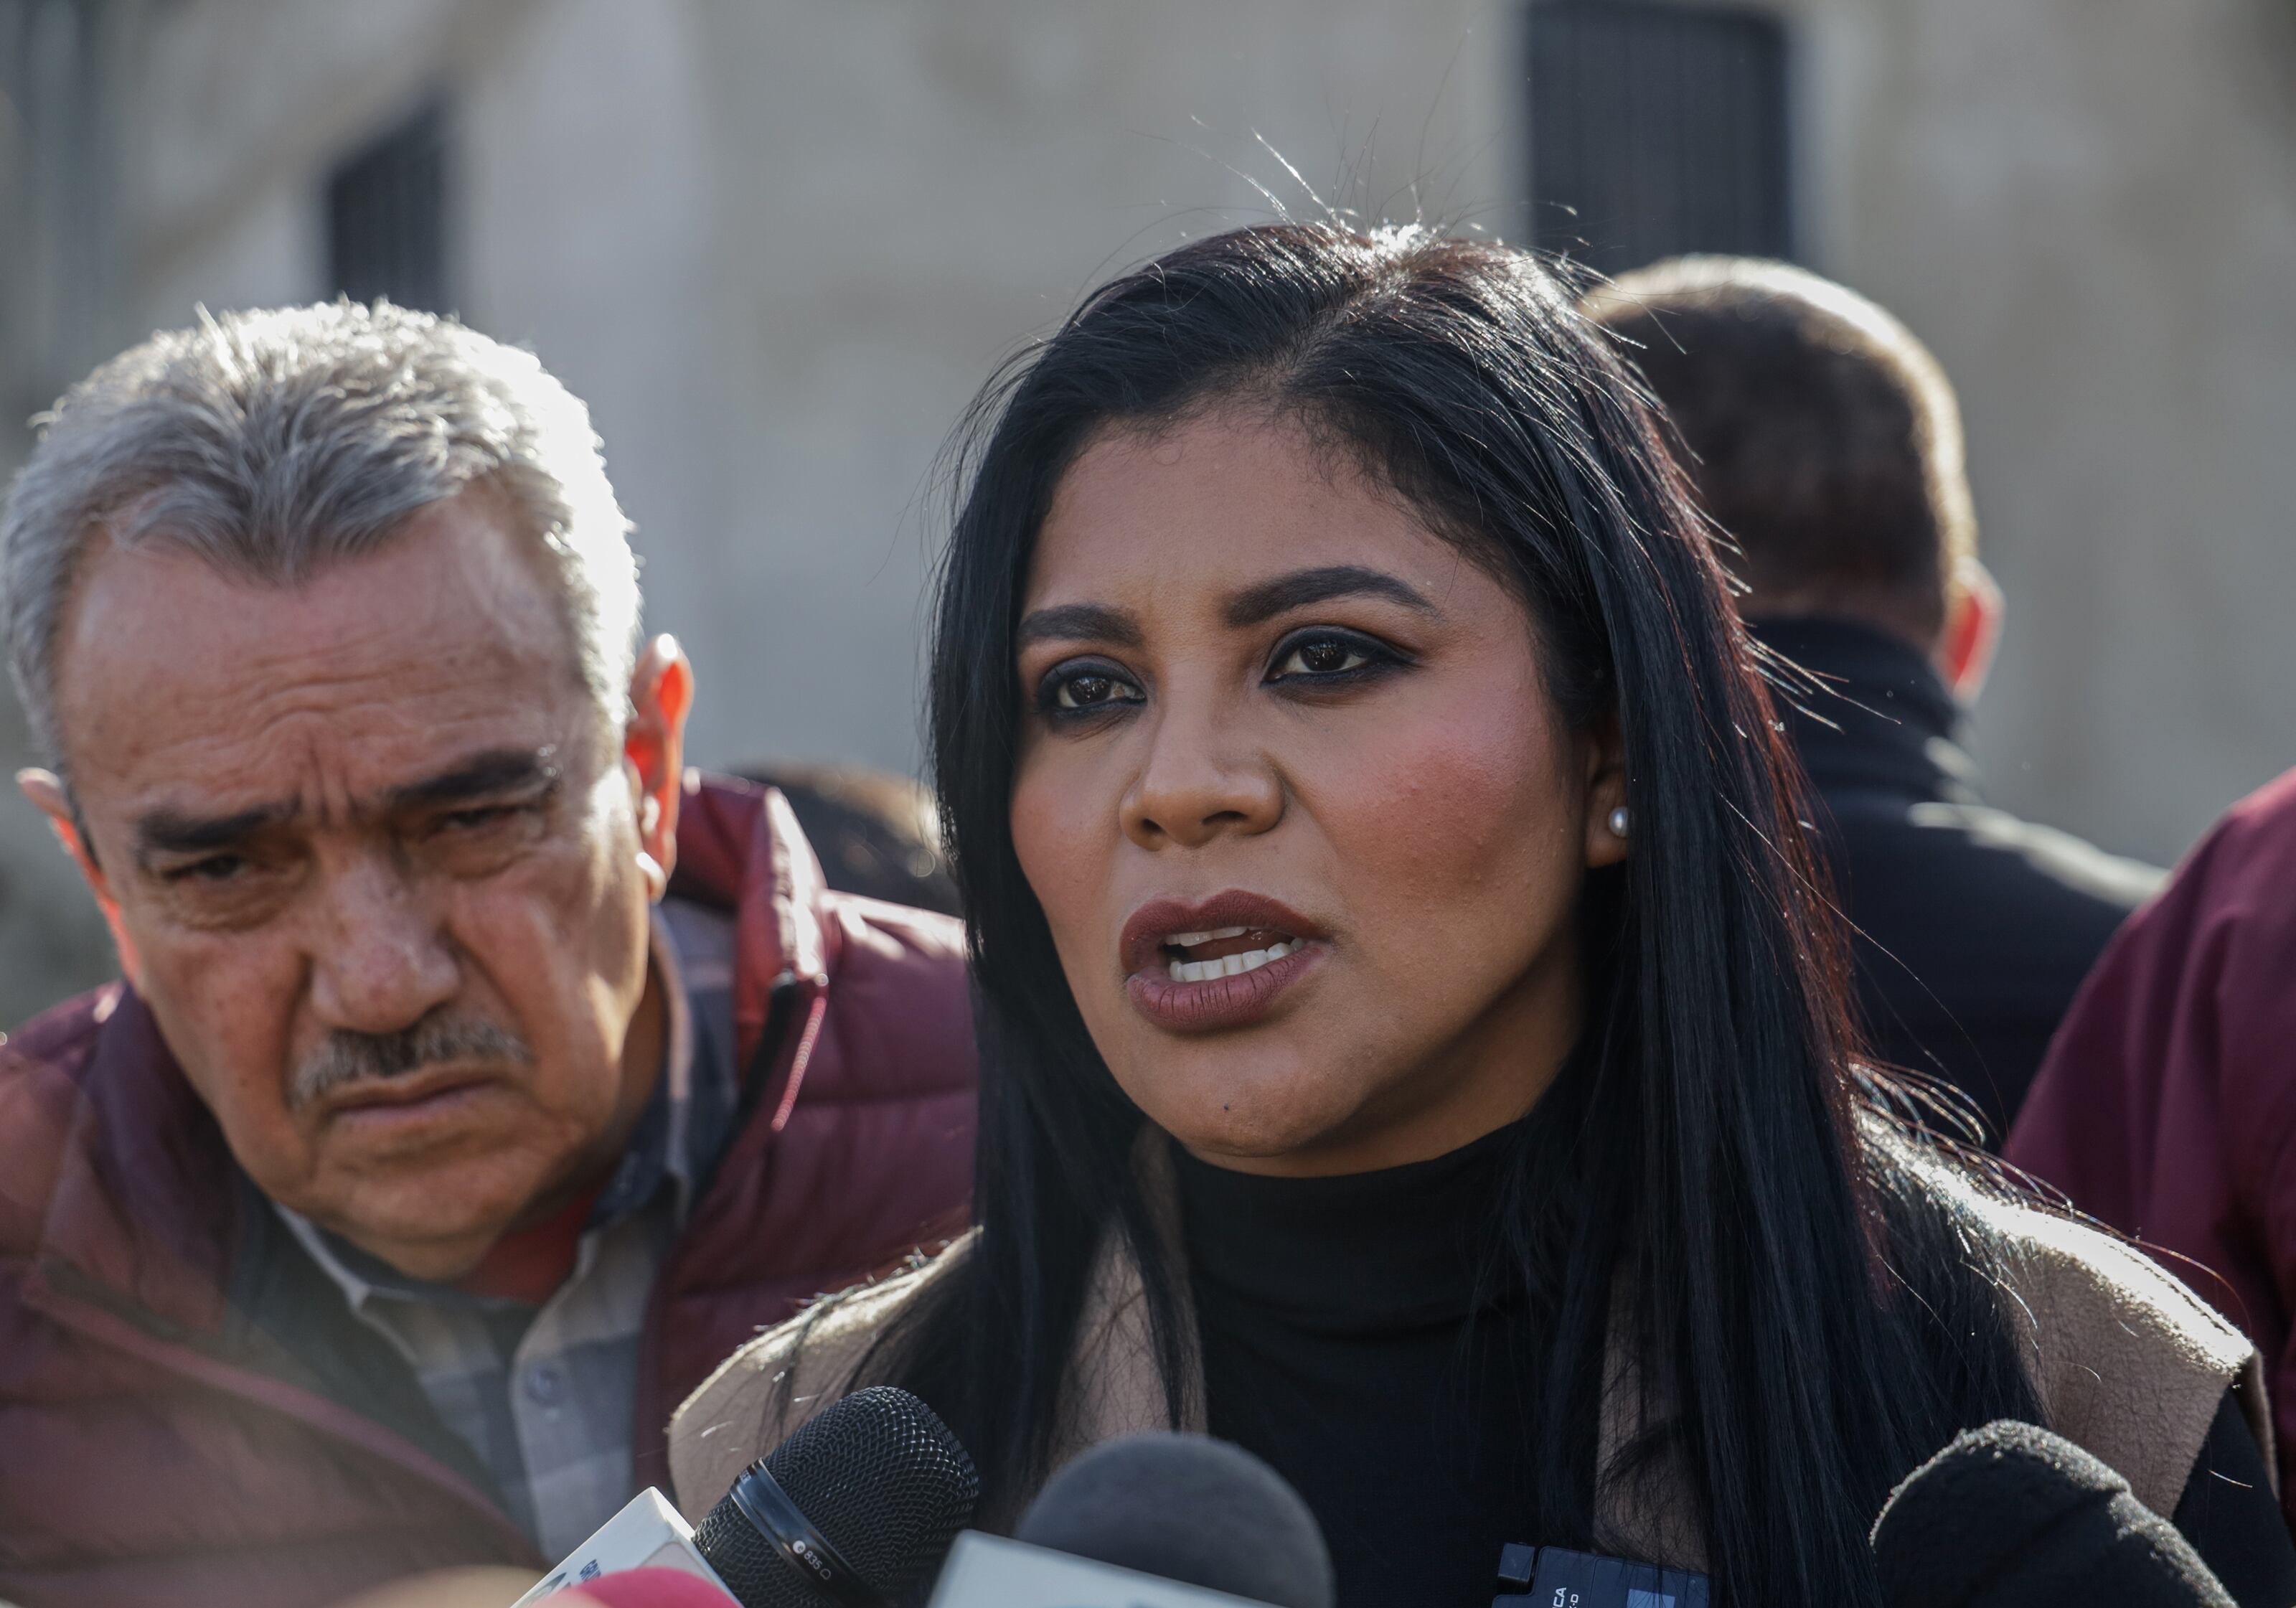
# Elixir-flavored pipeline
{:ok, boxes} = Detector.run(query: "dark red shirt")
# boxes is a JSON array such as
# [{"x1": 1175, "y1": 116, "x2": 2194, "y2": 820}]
[{"x1": 2007, "y1": 766, "x2": 2296, "y2": 1518}]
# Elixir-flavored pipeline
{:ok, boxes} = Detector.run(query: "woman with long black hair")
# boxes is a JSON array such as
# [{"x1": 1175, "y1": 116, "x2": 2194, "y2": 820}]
[{"x1": 670, "y1": 223, "x2": 2289, "y2": 1604}]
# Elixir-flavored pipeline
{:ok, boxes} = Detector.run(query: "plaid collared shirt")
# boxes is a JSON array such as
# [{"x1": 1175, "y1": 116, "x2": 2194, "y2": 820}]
[{"x1": 278, "y1": 898, "x2": 741, "y2": 1560}]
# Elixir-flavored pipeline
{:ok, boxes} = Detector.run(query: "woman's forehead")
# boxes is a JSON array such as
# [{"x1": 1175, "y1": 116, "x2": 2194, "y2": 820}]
[{"x1": 1025, "y1": 413, "x2": 1474, "y2": 619}]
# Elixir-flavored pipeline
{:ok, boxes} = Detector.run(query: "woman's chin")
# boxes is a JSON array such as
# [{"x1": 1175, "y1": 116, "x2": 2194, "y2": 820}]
[{"x1": 1138, "y1": 1080, "x2": 1380, "y2": 1174}]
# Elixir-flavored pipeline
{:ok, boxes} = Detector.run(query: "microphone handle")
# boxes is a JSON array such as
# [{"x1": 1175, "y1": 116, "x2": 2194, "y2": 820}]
[
  {"x1": 706, "y1": 1462, "x2": 880, "y2": 1607},
  {"x1": 511, "y1": 1490, "x2": 736, "y2": 1605}
]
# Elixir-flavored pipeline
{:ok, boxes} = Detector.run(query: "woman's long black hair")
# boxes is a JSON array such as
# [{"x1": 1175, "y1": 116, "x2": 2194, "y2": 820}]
[{"x1": 884, "y1": 222, "x2": 2038, "y2": 1604}]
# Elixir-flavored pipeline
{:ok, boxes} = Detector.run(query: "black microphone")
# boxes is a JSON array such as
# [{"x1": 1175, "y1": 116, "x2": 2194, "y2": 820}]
[
  {"x1": 1012, "y1": 1432, "x2": 1335, "y2": 1608},
  {"x1": 691, "y1": 1386, "x2": 979, "y2": 1608},
  {"x1": 1871, "y1": 1419, "x2": 2233, "y2": 1607}
]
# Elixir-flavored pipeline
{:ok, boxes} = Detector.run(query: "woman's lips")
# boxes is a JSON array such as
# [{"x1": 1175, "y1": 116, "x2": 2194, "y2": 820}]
[
  {"x1": 1119, "y1": 890, "x2": 1327, "y2": 1033},
  {"x1": 1128, "y1": 942, "x2": 1324, "y2": 1033}
]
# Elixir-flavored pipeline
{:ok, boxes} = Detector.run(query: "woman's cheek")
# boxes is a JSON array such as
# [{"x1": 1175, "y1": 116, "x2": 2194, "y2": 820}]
[
  {"x1": 1010, "y1": 761, "x2": 1111, "y2": 966},
  {"x1": 1311, "y1": 701, "x2": 1571, "y2": 899}
]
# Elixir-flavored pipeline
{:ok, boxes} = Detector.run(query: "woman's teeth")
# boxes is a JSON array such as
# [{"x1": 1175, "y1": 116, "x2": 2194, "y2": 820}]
[
  {"x1": 1168, "y1": 926, "x2": 1248, "y2": 947},
  {"x1": 1166, "y1": 940, "x2": 1297, "y2": 983}
]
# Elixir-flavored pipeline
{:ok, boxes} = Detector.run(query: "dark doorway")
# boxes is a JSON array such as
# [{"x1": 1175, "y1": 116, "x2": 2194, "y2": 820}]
[
  {"x1": 326, "y1": 98, "x2": 450, "y2": 312},
  {"x1": 1528, "y1": 1, "x2": 1792, "y2": 273}
]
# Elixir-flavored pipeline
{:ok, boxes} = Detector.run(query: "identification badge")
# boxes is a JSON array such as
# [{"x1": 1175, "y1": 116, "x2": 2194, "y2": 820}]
[{"x1": 1492, "y1": 1543, "x2": 1712, "y2": 1608}]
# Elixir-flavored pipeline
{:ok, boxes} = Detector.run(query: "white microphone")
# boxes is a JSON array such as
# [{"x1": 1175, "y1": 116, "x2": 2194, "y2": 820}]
[
  {"x1": 928, "y1": 1531, "x2": 1289, "y2": 1607},
  {"x1": 928, "y1": 1432, "x2": 1331, "y2": 1608},
  {"x1": 510, "y1": 1488, "x2": 733, "y2": 1604}
]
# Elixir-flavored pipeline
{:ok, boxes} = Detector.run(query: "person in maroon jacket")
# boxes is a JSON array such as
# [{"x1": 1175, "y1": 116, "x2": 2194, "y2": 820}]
[
  {"x1": 2007, "y1": 766, "x2": 2296, "y2": 1520},
  {"x1": 0, "y1": 302, "x2": 977, "y2": 1607}
]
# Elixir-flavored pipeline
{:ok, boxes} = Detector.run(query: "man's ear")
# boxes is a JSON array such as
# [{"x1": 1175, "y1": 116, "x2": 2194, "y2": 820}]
[
  {"x1": 19, "y1": 767, "x2": 145, "y2": 987},
  {"x1": 1938, "y1": 556, "x2": 2003, "y2": 702},
  {"x1": 1581, "y1": 713, "x2": 1631, "y2": 870},
  {"x1": 623, "y1": 634, "x2": 694, "y2": 901}
]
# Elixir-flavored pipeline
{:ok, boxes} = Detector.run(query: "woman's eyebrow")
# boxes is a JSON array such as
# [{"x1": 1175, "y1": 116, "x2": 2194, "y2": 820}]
[
  {"x1": 1223, "y1": 564, "x2": 1439, "y2": 628},
  {"x1": 1015, "y1": 602, "x2": 1143, "y2": 649}
]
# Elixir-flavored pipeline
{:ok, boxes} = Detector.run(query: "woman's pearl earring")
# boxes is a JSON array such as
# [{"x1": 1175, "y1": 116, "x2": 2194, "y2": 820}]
[{"x1": 1606, "y1": 805, "x2": 1632, "y2": 840}]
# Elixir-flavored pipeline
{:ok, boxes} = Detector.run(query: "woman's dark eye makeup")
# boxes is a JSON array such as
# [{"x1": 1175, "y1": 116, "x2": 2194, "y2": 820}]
[
  {"x1": 1265, "y1": 626, "x2": 1400, "y2": 685},
  {"x1": 1034, "y1": 624, "x2": 1406, "y2": 723},
  {"x1": 1037, "y1": 657, "x2": 1145, "y2": 717}
]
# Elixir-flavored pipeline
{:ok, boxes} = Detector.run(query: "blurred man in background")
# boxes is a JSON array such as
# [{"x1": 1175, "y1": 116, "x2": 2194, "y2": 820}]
[
  {"x1": 1589, "y1": 258, "x2": 2163, "y2": 1139},
  {"x1": 737, "y1": 761, "x2": 961, "y2": 916},
  {"x1": 0, "y1": 303, "x2": 976, "y2": 1607}
]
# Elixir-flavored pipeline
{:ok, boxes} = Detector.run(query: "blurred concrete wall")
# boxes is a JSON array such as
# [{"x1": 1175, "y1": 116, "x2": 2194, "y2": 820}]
[
  {"x1": 0, "y1": 0, "x2": 2289, "y2": 1023},
  {"x1": 1785, "y1": 0, "x2": 2296, "y2": 867}
]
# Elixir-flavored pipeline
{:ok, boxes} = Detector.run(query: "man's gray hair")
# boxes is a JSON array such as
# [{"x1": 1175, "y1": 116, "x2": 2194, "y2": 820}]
[{"x1": 0, "y1": 299, "x2": 641, "y2": 769}]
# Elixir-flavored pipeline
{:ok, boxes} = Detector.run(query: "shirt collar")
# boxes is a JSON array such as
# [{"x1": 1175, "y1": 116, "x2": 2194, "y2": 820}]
[
  {"x1": 592, "y1": 906, "x2": 700, "y2": 1225},
  {"x1": 1749, "y1": 615, "x2": 1980, "y2": 806}
]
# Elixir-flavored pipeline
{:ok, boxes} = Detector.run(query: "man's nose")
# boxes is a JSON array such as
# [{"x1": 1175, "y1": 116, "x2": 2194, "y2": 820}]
[
  {"x1": 1119, "y1": 696, "x2": 1284, "y2": 850},
  {"x1": 305, "y1": 855, "x2": 459, "y2": 1033}
]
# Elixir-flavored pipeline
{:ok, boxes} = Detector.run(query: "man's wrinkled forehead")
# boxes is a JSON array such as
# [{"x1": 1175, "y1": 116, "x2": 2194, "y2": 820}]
[{"x1": 52, "y1": 497, "x2": 612, "y2": 819}]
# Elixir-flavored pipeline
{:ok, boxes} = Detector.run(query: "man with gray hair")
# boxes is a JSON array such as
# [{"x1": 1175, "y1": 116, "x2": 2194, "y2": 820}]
[{"x1": 0, "y1": 302, "x2": 977, "y2": 1607}]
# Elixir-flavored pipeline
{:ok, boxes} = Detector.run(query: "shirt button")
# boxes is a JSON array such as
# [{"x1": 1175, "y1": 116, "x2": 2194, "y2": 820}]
[{"x1": 524, "y1": 1365, "x2": 565, "y2": 1406}]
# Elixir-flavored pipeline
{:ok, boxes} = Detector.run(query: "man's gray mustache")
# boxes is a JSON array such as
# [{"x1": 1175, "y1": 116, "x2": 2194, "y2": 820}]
[{"x1": 288, "y1": 1011, "x2": 535, "y2": 1111}]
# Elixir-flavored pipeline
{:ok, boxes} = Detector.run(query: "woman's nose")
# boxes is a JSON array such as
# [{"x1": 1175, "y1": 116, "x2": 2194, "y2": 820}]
[{"x1": 1119, "y1": 703, "x2": 1284, "y2": 850}]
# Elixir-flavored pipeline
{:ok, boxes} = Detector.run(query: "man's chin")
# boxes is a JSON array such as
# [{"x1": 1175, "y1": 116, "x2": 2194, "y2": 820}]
[
  {"x1": 314, "y1": 1198, "x2": 532, "y2": 1283},
  {"x1": 290, "y1": 1131, "x2": 570, "y2": 1280}
]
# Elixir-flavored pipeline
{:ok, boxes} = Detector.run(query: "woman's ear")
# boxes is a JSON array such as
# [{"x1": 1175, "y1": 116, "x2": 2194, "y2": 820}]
[{"x1": 1581, "y1": 713, "x2": 1630, "y2": 870}]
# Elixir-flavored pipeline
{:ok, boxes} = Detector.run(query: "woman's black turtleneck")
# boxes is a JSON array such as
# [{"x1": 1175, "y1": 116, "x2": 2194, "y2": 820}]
[
  {"x1": 1172, "y1": 1114, "x2": 2296, "y2": 1608},
  {"x1": 1172, "y1": 1117, "x2": 1560, "y2": 1608}
]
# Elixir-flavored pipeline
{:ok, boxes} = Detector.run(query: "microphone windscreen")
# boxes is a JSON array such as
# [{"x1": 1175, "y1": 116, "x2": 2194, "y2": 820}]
[
  {"x1": 1871, "y1": 1419, "x2": 2232, "y2": 1608},
  {"x1": 566, "y1": 1568, "x2": 739, "y2": 1607},
  {"x1": 695, "y1": 1386, "x2": 979, "y2": 1607},
  {"x1": 1016, "y1": 1432, "x2": 1334, "y2": 1608}
]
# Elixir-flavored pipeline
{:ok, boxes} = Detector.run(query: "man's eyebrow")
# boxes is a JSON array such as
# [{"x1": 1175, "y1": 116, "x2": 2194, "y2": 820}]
[
  {"x1": 1015, "y1": 603, "x2": 1144, "y2": 650},
  {"x1": 128, "y1": 748, "x2": 563, "y2": 862},
  {"x1": 1223, "y1": 565, "x2": 1440, "y2": 629},
  {"x1": 385, "y1": 747, "x2": 563, "y2": 812},
  {"x1": 133, "y1": 800, "x2": 295, "y2": 861}
]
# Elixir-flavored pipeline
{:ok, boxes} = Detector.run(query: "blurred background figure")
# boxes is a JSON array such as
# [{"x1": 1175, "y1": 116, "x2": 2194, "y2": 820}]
[
  {"x1": 738, "y1": 761, "x2": 961, "y2": 916},
  {"x1": 2, "y1": 0, "x2": 2291, "y2": 1027},
  {"x1": 1589, "y1": 258, "x2": 2163, "y2": 1139},
  {"x1": 2007, "y1": 765, "x2": 2296, "y2": 1519}
]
